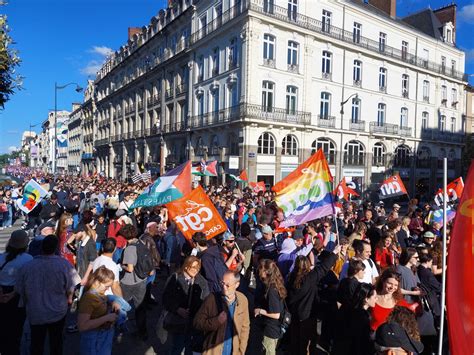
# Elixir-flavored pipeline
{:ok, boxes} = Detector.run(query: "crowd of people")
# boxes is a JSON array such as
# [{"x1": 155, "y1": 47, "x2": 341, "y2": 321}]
[{"x1": 0, "y1": 171, "x2": 449, "y2": 355}]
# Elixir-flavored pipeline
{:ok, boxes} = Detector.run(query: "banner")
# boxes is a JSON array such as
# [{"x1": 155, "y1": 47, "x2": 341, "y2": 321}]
[
  {"x1": 229, "y1": 169, "x2": 248, "y2": 182},
  {"x1": 434, "y1": 177, "x2": 464, "y2": 206},
  {"x1": 272, "y1": 149, "x2": 335, "y2": 228},
  {"x1": 16, "y1": 179, "x2": 48, "y2": 214},
  {"x1": 166, "y1": 186, "x2": 226, "y2": 240},
  {"x1": 249, "y1": 181, "x2": 266, "y2": 193},
  {"x1": 424, "y1": 207, "x2": 456, "y2": 227},
  {"x1": 446, "y1": 163, "x2": 474, "y2": 355},
  {"x1": 192, "y1": 159, "x2": 218, "y2": 177},
  {"x1": 378, "y1": 174, "x2": 408, "y2": 200},
  {"x1": 334, "y1": 178, "x2": 359, "y2": 201}
]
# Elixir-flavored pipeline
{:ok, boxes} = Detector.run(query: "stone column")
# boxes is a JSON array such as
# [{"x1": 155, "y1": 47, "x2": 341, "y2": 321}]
[
  {"x1": 135, "y1": 142, "x2": 140, "y2": 173},
  {"x1": 122, "y1": 144, "x2": 127, "y2": 181},
  {"x1": 275, "y1": 143, "x2": 282, "y2": 183},
  {"x1": 109, "y1": 147, "x2": 115, "y2": 179}
]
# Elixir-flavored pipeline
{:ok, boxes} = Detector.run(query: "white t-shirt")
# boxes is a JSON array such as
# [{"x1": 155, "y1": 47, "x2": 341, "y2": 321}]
[
  {"x1": 91, "y1": 255, "x2": 120, "y2": 295},
  {"x1": 339, "y1": 258, "x2": 379, "y2": 284}
]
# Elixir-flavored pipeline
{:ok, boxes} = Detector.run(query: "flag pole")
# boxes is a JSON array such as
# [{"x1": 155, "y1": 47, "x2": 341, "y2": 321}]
[{"x1": 438, "y1": 157, "x2": 448, "y2": 355}]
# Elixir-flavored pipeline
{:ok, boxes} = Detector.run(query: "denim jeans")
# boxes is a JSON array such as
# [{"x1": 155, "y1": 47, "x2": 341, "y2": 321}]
[
  {"x1": 80, "y1": 328, "x2": 114, "y2": 355},
  {"x1": 106, "y1": 295, "x2": 131, "y2": 326},
  {"x1": 4, "y1": 204, "x2": 13, "y2": 227}
]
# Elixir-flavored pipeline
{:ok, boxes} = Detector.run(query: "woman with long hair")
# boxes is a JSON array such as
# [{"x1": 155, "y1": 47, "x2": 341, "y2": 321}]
[
  {"x1": 374, "y1": 233, "x2": 396, "y2": 270},
  {"x1": 353, "y1": 222, "x2": 368, "y2": 240},
  {"x1": 162, "y1": 256, "x2": 210, "y2": 355},
  {"x1": 78, "y1": 266, "x2": 118, "y2": 355},
  {"x1": 333, "y1": 283, "x2": 377, "y2": 355},
  {"x1": 397, "y1": 216, "x2": 412, "y2": 248},
  {"x1": 56, "y1": 212, "x2": 75, "y2": 266},
  {"x1": 255, "y1": 259, "x2": 287, "y2": 355}
]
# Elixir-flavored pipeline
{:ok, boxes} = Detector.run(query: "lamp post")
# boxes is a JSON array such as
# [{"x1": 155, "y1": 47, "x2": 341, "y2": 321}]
[
  {"x1": 53, "y1": 82, "x2": 83, "y2": 174},
  {"x1": 338, "y1": 93, "x2": 359, "y2": 182}
]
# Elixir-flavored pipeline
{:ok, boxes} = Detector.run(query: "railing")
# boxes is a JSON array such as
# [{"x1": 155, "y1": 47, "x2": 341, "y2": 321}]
[
  {"x1": 420, "y1": 128, "x2": 464, "y2": 143},
  {"x1": 165, "y1": 87, "x2": 174, "y2": 100},
  {"x1": 344, "y1": 154, "x2": 365, "y2": 166},
  {"x1": 144, "y1": 126, "x2": 161, "y2": 136},
  {"x1": 372, "y1": 156, "x2": 386, "y2": 166},
  {"x1": 393, "y1": 157, "x2": 412, "y2": 168},
  {"x1": 402, "y1": 90, "x2": 409, "y2": 98},
  {"x1": 322, "y1": 72, "x2": 332, "y2": 81},
  {"x1": 353, "y1": 80, "x2": 362, "y2": 87},
  {"x1": 245, "y1": 104, "x2": 311, "y2": 125},
  {"x1": 317, "y1": 115, "x2": 336, "y2": 128},
  {"x1": 287, "y1": 64, "x2": 299, "y2": 73},
  {"x1": 350, "y1": 120, "x2": 365, "y2": 131},
  {"x1": 94, "y1": 138, "x2": 110, "y2": 147},
  {"x1": 137, "y1": 101, "x2": 144, "y2": 111},
  {"x1": 399, "y1": 126, "x2": 412, "y2": 137},
  {"x1": 163, "y1": 121, "x2": 186, "y2": 133},
  {"x1": 263, "y1": 58, "x2": 275, "y2": 68},
  {"x1": 423, "y1": 96, "x2": 430, "y2": 103},
  {"x1": 147, "y1": 93, "x2": 161, "y2": 106},
  {"x1": 125, "y1": 105, "x2": 135, "y2": 115},
  {"x1": 176, "y1": 83, "x2": 187, "y2": 95},
  {"x1": 370, "y1": 122, "x2": 399, "y2": 135}
]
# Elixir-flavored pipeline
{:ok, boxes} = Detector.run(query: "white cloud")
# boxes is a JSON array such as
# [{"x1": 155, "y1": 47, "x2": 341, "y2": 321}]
[
  {"x1": 89, "y1": 46, "x2": 113, "y2": 58},
  {"x1": 80, "y1": 45, "x2": 113, "y2": 76},
  {"x1": 81, "y1": 60, "x2": 102, "y2": 76},
  {"x1": 8, "y1": 146, "x2": 17, "y2": 152},
  {"x1": 459, "y1": 4, "x2": 474, "y2": 22}
]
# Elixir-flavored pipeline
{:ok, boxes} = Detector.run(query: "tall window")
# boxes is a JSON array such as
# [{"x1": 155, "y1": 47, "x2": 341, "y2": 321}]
[
  {"x1": 422, "y1": 49, "x2": 429, "y2": 67},
  {"x1": 423, "y1": 80, "x2": 430, "y2": 101},
  {"x1": 322, "y1": 10, "x2": 331, "y2": 32},
  {"x1": 402, "y1": 74, "x2": 409, "y2": 96},
  {"x1": 344, "y1": 140, "x2": 364, "y2": 165},
  {"x1": 197, "y1": 94, "x2": 204, "y2": 117},
  {"x1": 212, "y1": 47, "x2": 220, "y2": 75},
  {"x1": 213, "y1": 89, "x2": 220, "y2": 113},
  {"x1": 287, "y1": 41, "x2": 299, "y2": 66},
  {"x1": 288, "y1": 0, "x2": 297, "y2": 21},
  {"x1": 228, "y1": 38, "x2": 238, "y2": 68},
  {"x1": 262, "y1": 81, "x2": 274, "y2": 112},
  {"x1": 353, "y1": 60, "x2": 362, "y2": 84},
  {"x1": 422, "y1": 111, "x2": 429, "y2": 130},
  {"x1": 286, "y1": 86, "x2": 297, "y2": 114},
  {"x1": 258, "y1": 132, "x2": 275, "y2": 155},
  {"x1": 263, "y1": 0, "x2": 274, "y2": 14},
  {"x1": 401, "y1": 41, "x2": 408, "y2": 60},
  {"x1": 400, "y1": 107, "x2": 408, "y2": 127},
  {"x1": 441, "y1": 85, "x2": 447, "y2": 105},
  {"x1": 351, "y1": 97, "x2": 360, "y2": 123},
  {"x1": 394, "y1": 145, "x2": 411, "y2": 167},
  {"x1": 263, "y1": 34, "x2": 275, "y2": 60},
  {"x1": 441, "y1": 56, "x2": 446, "y2": 72},
  {"x1": 282, "y1": 135, "x2": 298, "y2": 156},
  {"x1": 450, "y1": 117, "x2": 456, "y2": 133},
  {"x1": 439, "y1": 115, "x2": 446, "y2": 131},
  {"x1": 320, "y1": 92, "x2": 331, "y2": 118},
  {"x1": 197, "y1": 56, "x2": 204, "y2": 80},
  {"x1": 451, "y1": 60, "x2": 456, "y2": 75},
  {"x1": 379, "y1": 32, "x2": 386, "y2": 52},
  {"x1": 451, "y1": 88, "x2": 457, "y2": 104},
  {"x1": 312, "y1": 138, "x2": 336, "y2": 164},
  {"x1": 377, "y1": 103, "x2": 386, "y2": 126},
  {"x1": 322, "y1": 51, "x2": 332, "y2": 76},
  {"x1": 373, "y1": 142, "x2": 386, "y2": 166},
  {"x1": 379, "y1": 68, "x2": 387, "y2": 90},
  {"x1": 353, "y1": 23, "x2": 362, "y2": 43}
]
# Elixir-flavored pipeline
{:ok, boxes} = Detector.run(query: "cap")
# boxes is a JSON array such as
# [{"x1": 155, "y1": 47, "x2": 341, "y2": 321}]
[
  {"x1": 223, "y1": 230, "x2": 235, "y2": 241},
  {"x1": 375, "y1": 216, "x2": 387, "y2": 226},
  {"x1": 375, "y1": 322, "x2": 424, "y2": 354},
  {"x1": 8, "y1": 230, "x2": 29, "y2": 249},
  {"x1": 261, "y1": 225, "x2": 273, "y2": 234},
  {"x1": 393, "y1": 204, "x2": 401, "y2": 209},
  {"x1": 423, "y1": 231, "x2": 435, "y2": 239}
]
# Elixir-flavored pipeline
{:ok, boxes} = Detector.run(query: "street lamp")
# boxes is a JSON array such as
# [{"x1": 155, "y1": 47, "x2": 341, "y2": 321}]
[
  {"x1": 338, "y1": 93, "x2": 359, "y2": 182},
  {"x1": 53, "y1": 82, "x2": 83, "y2": 174}
]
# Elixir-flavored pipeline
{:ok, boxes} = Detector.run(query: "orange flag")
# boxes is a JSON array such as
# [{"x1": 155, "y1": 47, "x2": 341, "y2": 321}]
[
  {"x1": 334, "y1": 179, "x2": 359, "y2": 200},
  {"x1": 249, "y1": 181, "x2": 266, "y2": 193},
  {"x1": 434, "y1": 177, "x2": 464, "y2": 206},
  {"x1": 239, "y1": 169, "x2": 248, "y2": 181},
  {"x1": 378, "y1": 174, "x2": 408, "y2": 200},
  {"x1": 166, "y1": 186, "x2": 227, "y2": 240},
  {"x1": 446, "y1": 164, "x2": 474, "y2": 354}
]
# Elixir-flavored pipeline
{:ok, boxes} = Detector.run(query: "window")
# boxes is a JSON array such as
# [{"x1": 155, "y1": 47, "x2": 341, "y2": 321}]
[
  {"x1": 312, "y1": 138, "x2": 336, "y2": 164},
  {"x1": 263, "y1": 34, "x2": 275, "y2": 61},
  {"x1": 373, "y1": 142, "x2": 386, "y2": 166},
  {"x1": 282, "y1": 135, "x2": 298, "y2": 156},
  {"x1": 322, "y1": 10, "x2": 331, "y2": 33},
  {"x1": 441, "y1": 56, "x2": 446, "y2": 73},
  {"x1": 212, "y1": 88, "x2": 220, "y2": 113},
  {"x1": 353, "y1": 60, "x2": 362, "y2": 84},
  {"x1": 441, "y1": 85, "x2": 447, "y2": 105},
  {"x1": 353, "y1": 23, "x2": 362, "y2": 43},
  {"x1": 400, "y1": 107, "x2": 408, "y2": 127},
  {"x1": 446, "y1": 28, "x2": 452, "y2": 43},
  {"x1": 197, "y1": 56, "x2": 204, "y2": 81},
  {"x1": 451, "y1": 60, "x2": 456, "y2": 75},
  {"x1": 287, "y1": 41, "x2": 299, "y2": 67},
  {"x1": 196, "y1": 137, "x2": 205, "y2": 156},
  {"x1": 200, "y1": 15, "x2": 207, "y2": 30},
  {"x1": 417, "y1": 146, "x2": 431, "y2": 168},
  {"x1": 379, "y1": 32, "x2": 386, "y2": 52},
  {"x1": 320, "y1": 92, "x2": 331, "y2": 118},
  {"x1": 439, "y1": 115, "x2": 446, "y2": 131},
  {"x1": 197, "y1": 94, "x2": 205, "y2": 117},
  {"x1": 450, "y1": 117, "x2": 456, "y2": 132},
  {"x1": 422, "y1": 112, "x2": 429, "y2": 130},
  {"x1": 394, "y1": 145, "x2": 411, "y2": 167},
  {"x1": 322, "y1": 51, "x2": 332, "y2": 77},
  {"x1": 258, "y1": 132, "x2": 275, "y2": 155},
  {"x1": 263, "y1": 0, "x2": 274, "y2": 14},
  {"x1": 379, "y1": 68, "x2": 387, "y2": 91},
  {"x1": 451, "y1": 88, "x2": 457, "y2": 105},
  {"x1": 351, "y1": 97, "x2": 360, "y2": 123},
  {"x1": 401, "y1": 41, "x2": 408, "y2": 60},
  {"x1": 423, "y1": 80, "x2": 430, "y2": 101},
  {"x1": 286, "y1": 86, "x2": 297, "y2": 114},
  {"x1": 377, "y1": 103, "x2": 386, "y2": 126},
  {"x1": 228, "y1": 38, "x2": 238, "y2": 69},
  {"x1": 262, "y1": 81, "x2": 274, "y2": 112},
  {"x1": 402, "y1": 74, "x2": 409, "y2": 97},
  {"x1": 212, "y1": 47, "x2": 220, "y2": 75},
  {"x1": 210, "y1": 135, "x2": 219, "y2": 155},
  {"x1": 422, "y1": 49, "x2": 429, "y2": 67},
  {"x1": 288, "y1": 0, "x2": 298, "y2": 21},
  {"x1": 344, "y1": 140, "x2": 364, "y2": 165}
]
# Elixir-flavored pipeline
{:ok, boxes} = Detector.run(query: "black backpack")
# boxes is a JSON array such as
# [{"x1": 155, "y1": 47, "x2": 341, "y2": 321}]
[{"x1": 133, "y1": 240, "x2": 155, "y2": 280}]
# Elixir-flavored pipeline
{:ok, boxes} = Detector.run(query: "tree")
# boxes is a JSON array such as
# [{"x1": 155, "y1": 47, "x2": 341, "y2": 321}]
[{"x1": 0, "y1": 1, "x2": 22, "y2": 109}]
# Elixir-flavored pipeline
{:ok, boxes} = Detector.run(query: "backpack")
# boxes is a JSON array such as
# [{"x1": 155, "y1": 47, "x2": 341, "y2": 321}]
[
  {"x1": 133, "y1": 241, "x2": 155, "y2": 280},
  {"x1": 279, "y1": 299, "x2": 292, "y2": 337}
]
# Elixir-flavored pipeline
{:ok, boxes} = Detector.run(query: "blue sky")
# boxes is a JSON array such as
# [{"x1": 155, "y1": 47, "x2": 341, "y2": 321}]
[{"x1": 0, "y1": 0, "x2": 473, "y2": 154}]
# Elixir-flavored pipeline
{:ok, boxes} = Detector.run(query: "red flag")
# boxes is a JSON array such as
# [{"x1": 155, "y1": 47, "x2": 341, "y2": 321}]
[
  {"x1": 249, "y1": 181, "x2": 266, "y2": 193},
  {"x1": 434, "y1": 177, "x2": 464, "y2": 206},
  {"x1": 378, "y1": 174, "x2": 408, "y2": 200},
  {"x1": 446, "y1": 164, "x2": 474, "y2": 354},
  {"x1": 239, "y1": 169, "x2": 248, "y2": 182},
  {"x1": 334, "y1": 179, "x2": 359, "y2": 200}
]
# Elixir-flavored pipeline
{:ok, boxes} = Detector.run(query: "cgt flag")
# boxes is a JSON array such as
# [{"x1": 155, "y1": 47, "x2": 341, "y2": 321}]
[
  {"x1": 378, "y1": 174, "x2": 408, "y2": 200},
  {"x1": 446, "y1": 163, "x2": 474, "y2": 355},
  {"x1": 334, "y1": 178, "x2": 359, "y2": 201},
  {"x1": 434, "y1": 177, "x2": 464, "y2": 206},
  {"x1": 249, "y1": 181, "x2": 266, "y2": 193},
  {"x1": 166, "y1": 186, "x2": 227, "y2": 240}
]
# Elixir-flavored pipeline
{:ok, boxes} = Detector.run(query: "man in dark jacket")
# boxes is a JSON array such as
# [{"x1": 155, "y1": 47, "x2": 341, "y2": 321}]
[
  {"x1": 200, "y1": 237, "x2": 229, "y2": 293},
  {"x1": 40, "y1": 194, "x2": 63, "y2": 221}
]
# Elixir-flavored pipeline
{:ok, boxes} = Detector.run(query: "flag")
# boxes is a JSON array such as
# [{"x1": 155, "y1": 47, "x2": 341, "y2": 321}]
[
  {"x1": 249, "y1": 181, "x2": 266, "y2": 193},
  {"x1": 434, "y1": 177, "x2": 464, "y2": 206},
  {"x1": 334, "y1": 178, "x2": 359, "y2": 201},
  {"x1": 229, "y1": 169, "x2": 248, "y2": 182},
  {"x1": 166, "y1": 186, "x2": 227, "y2": 240},
  {"x1": 141, "y1": 171, "x2": 151, "y2": 182},
  {"x1": 192, "y1": 159, "x2": 218, "y2": 177},
  {"x1": 272, "y1": 149, "x2": 335, "y2": 228},
  {"x1": 446, "y1": 162, "x2": 474, "y2": 355},
  {"x1": 131, "y1": 173, "x2": 142, "y2": 184},
  {"x1": 378, "y1": 174, "x2": 408, "y2": 200},
  {"x1": 424, "y1": 207, "x2": 456, "y2": 226},
  {"x1": 129, "y1": 161, "x2": 191, "y2": 210},
  {"x1": 16, "y1": 179, "x2": 48, "y2": 214},
  {"x1": 131, "y1": 171, "x2": 151, "y2": 184}
]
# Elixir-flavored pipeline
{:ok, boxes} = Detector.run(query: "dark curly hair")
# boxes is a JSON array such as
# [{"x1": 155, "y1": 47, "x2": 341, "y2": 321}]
[
  {"x1": 375, "y1": 268, "x2": 403, "y2": 301},
  {"x1": 117, "y1": 224, "x2": 138, "y2": 240},
  {"x1": 387, "y1": 305, "x2": 420, "y2": 341}
]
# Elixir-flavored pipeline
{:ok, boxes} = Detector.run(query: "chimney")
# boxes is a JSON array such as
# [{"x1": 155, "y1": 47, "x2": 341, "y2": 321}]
[
  {"x1": 369, "y1": 0, "x2": 396, "y2": 18},
  {"x1": 128, "y1": 27, "x2": 141, "y2": 41},
  {"x1": 434, "y1": 4, "x2": 457, "y2": 31}
]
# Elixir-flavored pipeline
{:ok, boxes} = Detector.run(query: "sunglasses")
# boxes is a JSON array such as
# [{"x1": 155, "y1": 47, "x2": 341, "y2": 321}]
[
  {"x1": 226, "y1": 240, "x2": 235, "y2": 243},
  {"x1": 324, "y1": 225, "x2": 331, "y2": 228}
]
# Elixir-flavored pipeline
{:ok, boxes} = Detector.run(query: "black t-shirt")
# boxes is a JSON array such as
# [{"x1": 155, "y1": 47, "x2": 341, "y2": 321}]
[
  {"x1": 260, "y1": 287, "x2": 283, "y2": 339},
  {"x1": 336, "y1": 276, "x2": 360, "y2": 308}
]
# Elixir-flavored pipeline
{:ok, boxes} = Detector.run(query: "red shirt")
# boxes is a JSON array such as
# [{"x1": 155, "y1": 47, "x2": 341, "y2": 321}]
[
  {"x1": 370, "y1": 299, "x2": 413, "y2": 331},
  {"x1": 375, "y1": 247, "x2": 395, "y2": 268}
]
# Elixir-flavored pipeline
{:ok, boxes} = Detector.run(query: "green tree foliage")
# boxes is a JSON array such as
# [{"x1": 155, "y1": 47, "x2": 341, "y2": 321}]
[{"x1": 0, "y1": 1, "x2": 22, "y2": 109}]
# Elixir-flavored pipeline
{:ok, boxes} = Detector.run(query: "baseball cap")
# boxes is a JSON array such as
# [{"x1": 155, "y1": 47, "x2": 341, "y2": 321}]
[
  {"x1": 261, "y1": 225, "x2": 273, "y2": 234},
  {"x1": 375, "y1": 322, "x2": 424, "y2": 354},
  {"x1": 393, "y1": 204, "x2": 401, "y2": 209},
  {"x1": 8, "y1": 230, "x2": 29, "y2": 249},
  {"x1": 423, "y1": 231, "x2": 435, "y2": 239}
]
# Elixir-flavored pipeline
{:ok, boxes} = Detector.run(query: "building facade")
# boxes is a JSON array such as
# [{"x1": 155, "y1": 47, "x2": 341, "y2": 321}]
[
  {"x1": 93, "y1": 0, "x2": 467, "y2": 197},
  {"x1": 67, "y1": 104, "x2": 83, "y2": 174},
  {"x1": 81, "y1": 80, "x2": 97, "y2": 175}
]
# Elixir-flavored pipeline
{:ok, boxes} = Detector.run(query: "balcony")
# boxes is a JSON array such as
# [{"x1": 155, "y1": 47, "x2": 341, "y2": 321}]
[
  {"x1": 263, "y1": 58, "x2": 275, "y2": 68},
  {"x1": 350, "y1": 120, "x2": 366, "y2": 131},
  {"x1": 190, "y1": 106, "x2": 242, "y2": 129},
  {"x1": 124, "y1": 105, "x2": 135, "y2": 116},
  {"x1": 137, "y1": 101, "x2": 144, "y2": 111},
  {"x1": 287, "y1": 64, "x2": 299, "y2": 74},
  {"x1": 423, "y1": 96, "x2": 430, "y2": 103},
  {"x1": 402, "y1": 90, "x2": 409, "y2": 98},
  {"x1": 94, "y1": 138, "x2": 110, "y2": 147},
  {"x1": 317, "y1": 115, "x2": 336, "y2": 128},
  {"x1": 322, "y1": 72, "x2": 332, "y2": 81},
  {"x1": 344, "y1": 154, "x2": 365, "y2": 166},
  {"x1": 379, "y1": 86, "x2": 387, "y2": 93},
  {"x1": 144, "y1": 125, "x2": 161, "y2": 136},
  {"x1": 165, "y1": 87, "x2": 174, "y2": 100},
  {"x1": 399, "y1": 126, "x2": 412, "y2": 137},
  {"x1": 353, "y1": 80, "x2": 362, "y2": 87},
  {"x1": 176, "y1": 83, "x2": 187, "y2": 96},
  {"x1": 246, "y1": 104, "x2": 311, "y2": 125},
  {"x1": 370, "y1": 122, "x2": 399, "y2": 135},
  {"x1": 420, "y1": 128, "x2": 464, "y2": 143}
]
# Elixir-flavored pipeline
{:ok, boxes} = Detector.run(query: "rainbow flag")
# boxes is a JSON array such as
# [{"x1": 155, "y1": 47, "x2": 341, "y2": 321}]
[
  {"x1": 272, "y1": 149, "x2": 335, "y2": 227},
  {"x1": 16, "y1": 179, "x2": 48, "y2": 214},
  {"x1": 425, "y1": 206, "x2": 456, "y2": 227}
]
